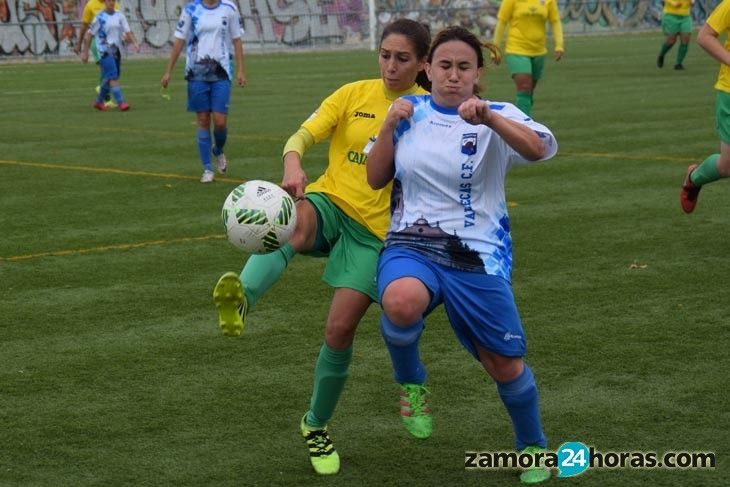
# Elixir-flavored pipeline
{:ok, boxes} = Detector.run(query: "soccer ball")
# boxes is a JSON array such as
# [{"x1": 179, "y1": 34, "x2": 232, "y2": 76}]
[{"x1": 221, "y1": 180, "x2": 297, "y2": 254}]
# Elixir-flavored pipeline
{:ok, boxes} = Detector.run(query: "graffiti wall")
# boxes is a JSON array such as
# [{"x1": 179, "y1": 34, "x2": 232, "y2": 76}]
[{"x1": 0, "y1": 0, "x2": 722, "y2": 58}]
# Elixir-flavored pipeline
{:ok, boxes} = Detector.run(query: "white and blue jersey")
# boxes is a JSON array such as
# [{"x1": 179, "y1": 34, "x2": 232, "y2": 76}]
[
  {"x1": 88, "y1": 9, "x2": 131, "y2": 57},
  {"x1": 385, "y1": 95, "x2": 558, "y2": 281},
  {"x1": 174, "y1": 0, "x2": 243, "y2": 82}
]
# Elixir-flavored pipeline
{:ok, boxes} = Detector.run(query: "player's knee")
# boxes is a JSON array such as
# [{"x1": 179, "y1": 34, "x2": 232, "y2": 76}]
[
  {"x1": 288, "y1": 201, "x2": 317, "y2": 252},
  {"x1": 325, "y1": 320, "x2": 356, "y2": 349},
  {"x1": 380, "y1": 315, "x2": 423, "y2": 346},
  {"x1": 381, "y1": 283, "x2": 427, "y2": 325}
]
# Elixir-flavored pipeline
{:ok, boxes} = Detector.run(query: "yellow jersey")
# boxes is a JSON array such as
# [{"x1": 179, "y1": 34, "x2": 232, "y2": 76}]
[
  {"x1": 302, "y1": 79, "x2": 426, "y2": 240},
  {"x1": 708, "y1": 0, "x2": 730, "y2": 93},
  {"x1": 82, "y1": 0, "x2": 121, "y2": 24},
  {"x1": 495, "y1": 0, "x2": 564, "y2": 56},
  {"x1": 663, "y1": 0, "x2": 693, "y2": 17}
]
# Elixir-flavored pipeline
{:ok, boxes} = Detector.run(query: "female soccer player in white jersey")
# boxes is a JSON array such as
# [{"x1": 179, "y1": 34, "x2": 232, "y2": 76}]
[
  {"x1": 212, "y1": 19, "x2": 431, "y2": 475},
  {"x1": 367, "y1": 26, "x2": 558, "y2": 485},
  {"x1": 161, "y1": 0, "x2": 246, "y2": 183},
  {"x1": 80, "y1": 0, "x2": 139, "y2": 111}
]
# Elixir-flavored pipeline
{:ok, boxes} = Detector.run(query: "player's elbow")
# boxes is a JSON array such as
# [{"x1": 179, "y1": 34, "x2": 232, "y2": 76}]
[
  {"x1": 367, "y1": 171, "x2": 388, "y2": 190},
  {"x1": 522, "y1": 139, "x2": 546, "y2": 161}
]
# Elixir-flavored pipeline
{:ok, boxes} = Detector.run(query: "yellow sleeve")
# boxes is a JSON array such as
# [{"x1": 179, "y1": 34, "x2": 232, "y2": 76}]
[
  {"x1": 497, "y1": 0, "x2": 515, "y2": 22},
  {"x1": 81, "y1": 3, "x2": 95, "y2": 24},
  {"x1": 707, "y1": 0, "x2": 730, "y2": 34},
  {"x1": 282, "y1": 127, "x2": 315, "y2": 159},
  {"x1": 493, "y1": 20, "x2": 507, "y2": 48},
  {"x1": 549, "y1": 1, "x2": 565, "y2": 52},
  {"x1": 301, "y1": 86, "x2": 348, "y2": 143}
]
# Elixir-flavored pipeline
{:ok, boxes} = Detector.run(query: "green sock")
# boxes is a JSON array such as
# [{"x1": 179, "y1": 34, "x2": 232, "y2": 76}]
[
  {"x1": 691, "y1": 154, "x2": 721, "y2": 187},
  {"x1": 660, "y1": 42, "x2": 673, "y2": 57},
  {"x1": 676, "y1": 43, "x2": 689, "y2": 65},
  {"x1": 515, "y1": 91, "x2": 533, "y2": 116},
  {"x1": 239, "y1": 243, "x2": 295, "y2": 308},
  {"x1": 305, "y1": 344, "x2": 353, "y2": 428}
]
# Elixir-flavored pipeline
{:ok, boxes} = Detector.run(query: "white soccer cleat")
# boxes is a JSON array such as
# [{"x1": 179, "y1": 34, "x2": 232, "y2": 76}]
[
  {"x1": 215, "y1": 152, "x2": 228, "y2": 174},
  {"x1": 200, "y1": 170, "x2": 215, "y2": 183}
]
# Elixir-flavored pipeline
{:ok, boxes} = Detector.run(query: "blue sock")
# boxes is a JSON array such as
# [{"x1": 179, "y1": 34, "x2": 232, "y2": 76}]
[
  {"x1": 97, "y1": 83, "x2": 110, "y2": 103},
  {"x1": 380, "y1": 314, "x2": 426, "y2": 384},
  {"x1": 212, "y1": 127, "x2": 227, "y2": 156},
  {"x1": 197, "y1": 128, "x2": 213, "y2": 171},
  {"x1": 496, "y1": 364, "x2": 547, "y2": 450},
  {"x1": 110, "y1": 86, "x2": 124, "y2": 104}
]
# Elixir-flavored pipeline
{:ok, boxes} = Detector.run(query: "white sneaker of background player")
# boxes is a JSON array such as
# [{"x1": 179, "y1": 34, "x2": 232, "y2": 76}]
[
  {"x1": 215, "y1": 152, "x2": 227, "y2": 174},
  {"x1": 200, "y1": 170, "x2": 215, "y2": 183}
]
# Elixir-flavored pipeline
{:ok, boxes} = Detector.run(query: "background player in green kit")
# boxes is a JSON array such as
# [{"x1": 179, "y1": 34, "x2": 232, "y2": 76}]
[
  {"x1": 657, "y1": 0, "x2": 695, "y2": 70},
  {"x1": 212, "y1": 19, "x2": 431, "y2": 475},
  {"x1": 492, "y1": 0, "x2": 564, "y2": 116},
  {"x1": 680, "y1": 0, "x2": 730, "y2": 212}
]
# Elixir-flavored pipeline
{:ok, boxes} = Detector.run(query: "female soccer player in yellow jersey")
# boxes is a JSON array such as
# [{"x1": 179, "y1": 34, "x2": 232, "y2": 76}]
[
  {"x1": 213, "y1": 18, "x2": 431, "y2": 475},
  {"x1": 657, "y1": 0, "x2": 695, "y2": 70},
  {"x1": 493, "y1": 0, "x2": 564, "y2": 116},
  {"x1": 680, "y1": 0, "x2": 730, "y2": 212}
]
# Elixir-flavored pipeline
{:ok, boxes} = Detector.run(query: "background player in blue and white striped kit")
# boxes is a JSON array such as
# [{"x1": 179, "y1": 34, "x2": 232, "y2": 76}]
[
  {"x1": 161, "y1": 0, "x2": 246, "y2": 183},
  {"x1": 80, "y1": 0, "x2": 139, "y2": 111}
]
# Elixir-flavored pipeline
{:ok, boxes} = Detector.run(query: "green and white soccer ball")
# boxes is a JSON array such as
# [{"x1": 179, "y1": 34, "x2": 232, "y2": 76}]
[{"x1": 221, "y1": 180, "x2": 297, "y2": 254}]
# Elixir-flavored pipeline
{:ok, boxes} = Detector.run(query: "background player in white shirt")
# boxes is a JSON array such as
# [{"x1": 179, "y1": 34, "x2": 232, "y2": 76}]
[
  {"x1": 367, "y1": 25, "x2": 557, "y2": 485},
  {"x1": 80, "y1": 0, "x2": 139, "y2": 111},
  {"x1": 161, "y1": 0, "x2": 246, "y2": 183}
]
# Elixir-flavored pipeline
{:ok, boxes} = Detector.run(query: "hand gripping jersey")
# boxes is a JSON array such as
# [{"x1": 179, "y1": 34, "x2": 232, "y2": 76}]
[
  {"x1": 174, "y1": 0, "x2": 243, "y2": 81},
  {"x1": 385, "y1": 96, "x2": 558, "y2": 281},
  {"x1": 89, "y1": 10, "x2": 131, "y2": 56}
]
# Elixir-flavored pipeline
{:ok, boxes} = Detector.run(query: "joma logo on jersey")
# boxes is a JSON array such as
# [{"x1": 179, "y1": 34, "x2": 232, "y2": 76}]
[
  {"x1": 347, "y1": 151, "x2": 367, "y2": 165},
  {"x1": 353, "y1": 111, "x2": 376, "y2": 119}
]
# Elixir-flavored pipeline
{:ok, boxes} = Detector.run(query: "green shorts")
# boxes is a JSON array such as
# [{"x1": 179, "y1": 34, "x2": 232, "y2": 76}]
[
  {"x1": 303, "y1": 192, "x2": 382, "y2": 301},
  {"x1": 662, "y1": 14, "x2": 692, "y2": 35},
  {"x1": 715, "y1": 91, "x2": 730, "y2": 144},
  {"x1": 505, "y1": 54, "x2": 545, "y2": 81}
]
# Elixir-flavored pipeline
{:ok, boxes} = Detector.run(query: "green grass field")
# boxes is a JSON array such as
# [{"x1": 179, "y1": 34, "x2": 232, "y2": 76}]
[{"x1": 1, "y1": 31, "x2": 727, "y2": 486}]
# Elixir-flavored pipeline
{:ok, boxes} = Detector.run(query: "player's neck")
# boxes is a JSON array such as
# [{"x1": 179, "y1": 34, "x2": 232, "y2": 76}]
[{"x1": 203, "y1": 0, "x2": 220, "y2": 7}]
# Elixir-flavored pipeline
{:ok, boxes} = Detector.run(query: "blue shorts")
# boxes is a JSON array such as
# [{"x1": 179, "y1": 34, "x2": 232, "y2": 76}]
[
  {"x1": 99, "y1": 52, "x2": 120, "y2": 83},
  {"x1": 187, "y1": 79, "x2": 231, "y2": 114},
  {"x1": 377, "y1": 246, "x2": 527, "y2": 359}
]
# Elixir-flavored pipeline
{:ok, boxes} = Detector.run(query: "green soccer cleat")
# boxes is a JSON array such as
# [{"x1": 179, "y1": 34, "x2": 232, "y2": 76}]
[
  {"x1": 300, "y1": 414, "x2": 340, "y2": 475},
  {"x1": 519, "y1": 446, "x2": 552, "y2": 484},
  {"x1": 212, "y1": 271, "x2": 247, "y2": 336},
  {"x1": 399, "y1": 383, "x2": 432, "y2": 439}
]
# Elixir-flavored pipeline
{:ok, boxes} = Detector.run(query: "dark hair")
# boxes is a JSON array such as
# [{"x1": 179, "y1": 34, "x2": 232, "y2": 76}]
[
  {"x1": 427, "y1": 25, "x2": 501, "y2": 94},
  {"x1": 380, "y1": 18, "x2": 432, "y2": 90}
]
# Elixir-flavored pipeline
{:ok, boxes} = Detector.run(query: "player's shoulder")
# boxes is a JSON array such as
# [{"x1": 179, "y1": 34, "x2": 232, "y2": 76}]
[
  {"x1": 220, "y1": 0, "x2": 240, "y2": 10},
  {"x1": 332, "y1": 78, "x2": 382, "y2": 99},
  {"x1": 342, "y1": 78, "x2": 381, "y2": 91}
]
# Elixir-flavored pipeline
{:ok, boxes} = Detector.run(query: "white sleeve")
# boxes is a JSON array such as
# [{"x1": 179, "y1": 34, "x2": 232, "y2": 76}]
[
  {"x1": 121, "y1": 14, "x2": 131, "y2": 33},
  {"x1": 174, "y1": 8, "x2": 191, "y2": 40},
  {"x1": 88, "y1": 15, "x2": 100, "y2": 35},
  {"x1": 229, "y1": 7, "x2": 243, "y2": 39},
  {"x1": 491, "y1": 102, "x2": 558, "y2": 166}
]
